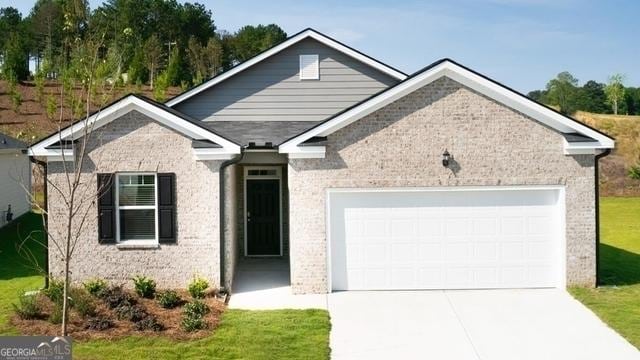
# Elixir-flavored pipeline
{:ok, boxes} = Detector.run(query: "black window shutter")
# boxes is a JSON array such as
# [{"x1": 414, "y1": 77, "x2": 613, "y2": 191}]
[
  {"x1": 157, "y1": 173, "x2": 176, "y2": 243},
  {"x1": 97, "y1": 173, "x2": 116, "y2": 243}
]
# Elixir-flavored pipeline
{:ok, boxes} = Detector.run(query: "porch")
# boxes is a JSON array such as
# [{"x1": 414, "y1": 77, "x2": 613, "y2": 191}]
[{"x1": 229, "y1": 257, "x2": 327, "y2": 310}]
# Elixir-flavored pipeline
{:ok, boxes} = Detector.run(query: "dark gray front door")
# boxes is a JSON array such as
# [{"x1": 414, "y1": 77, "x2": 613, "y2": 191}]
[{"x1": 246, "y1": 179, "x2": 280, "y2": 256}]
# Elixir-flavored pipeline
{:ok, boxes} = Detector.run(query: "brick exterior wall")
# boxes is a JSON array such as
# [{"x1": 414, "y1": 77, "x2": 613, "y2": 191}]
[
  {"x1": 47, "y1": 110, "x2": 222, "y2": 289},
  {"x1": 288, "y1": 77, "x2": 596, "y2": 294}
]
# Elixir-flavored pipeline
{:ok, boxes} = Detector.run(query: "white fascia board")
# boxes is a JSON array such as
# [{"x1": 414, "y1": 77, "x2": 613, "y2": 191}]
[
  {"x1": 165, "y1": 29, "x2": 407, "y2": 107},
  {"x1": 193, "y1": 148, "x2": 237, "y2": 161},
  {"x1": 28, "y1": 96, "x2": 241, "y2": 159},
  {"x1": 563, "y1": 139, "x2": 609, "y2": 155},
  {"x1": 280, "y1": 60, "x2": 614, "y2": 154},
  {"x1": 28, "y1": 147, "x2": 73, "y2": 158},
  {"x1": 282, "y1": 146, "x2": 326, "y2": 159}
]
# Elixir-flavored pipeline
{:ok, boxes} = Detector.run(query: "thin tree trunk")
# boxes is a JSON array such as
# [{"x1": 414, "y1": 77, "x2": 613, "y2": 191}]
[
  {"x1": 150, "y1": 63, "x2": 154, "y2": 90},
  {"x1": 62, "y1": 258, "x2": 70, "y2": 336},
  {"x1": 61, "y1": 191, "x2": 74, "y2": 336}
]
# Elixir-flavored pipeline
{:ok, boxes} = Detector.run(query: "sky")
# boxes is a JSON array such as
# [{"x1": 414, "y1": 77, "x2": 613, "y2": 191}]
[{"x1": 2, "y1": 0, "x2": 638, "y2": 92}]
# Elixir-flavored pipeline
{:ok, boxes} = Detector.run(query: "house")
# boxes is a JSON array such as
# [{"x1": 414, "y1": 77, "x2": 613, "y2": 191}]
[
  {"x1": 0, "y1": 132, "x2": 30, "y2": 227},
  {"x1": 28, "y1": 29, "x2": 614, "y2": 294}
]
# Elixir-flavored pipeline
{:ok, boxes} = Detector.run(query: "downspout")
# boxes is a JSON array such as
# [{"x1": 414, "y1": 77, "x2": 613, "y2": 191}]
[
  {"x1": 29, "y1": 156, "x2": 49, "y2": 289},
  {"x1": 218, "y1": 147, "x2": 245, "y2": 294},
  {"x1": 594, "y1": 148, "x2": 611, "y2": 287}
]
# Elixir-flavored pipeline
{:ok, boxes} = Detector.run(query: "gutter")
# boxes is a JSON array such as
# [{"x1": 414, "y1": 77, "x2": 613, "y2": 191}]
[
  {"x1": 594, "y1": 148, "x2": 611, "y2": 287},
  {"x1": 28, "y1": 156, "x2": 49, "y2": 289},
  {"x1": 218, "y1": 147, "x2": 245, "y2": 294}
]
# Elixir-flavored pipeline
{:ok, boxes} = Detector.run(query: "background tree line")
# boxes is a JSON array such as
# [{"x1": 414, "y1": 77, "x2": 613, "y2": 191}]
[
  {"x1": 0, "y1": 0, "x2": 287, "y2": 100},
  {"x1": 528, "y1": 71, "x2": 640, "y2": 116}
]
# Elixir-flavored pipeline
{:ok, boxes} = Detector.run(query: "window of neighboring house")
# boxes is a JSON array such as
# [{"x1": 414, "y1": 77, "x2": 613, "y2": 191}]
[
  {"x1": 115, "y1": 173, "x2": 157, "y2": 244},
  {"x1": 299, "y1": 54, "x2": 319, "y2": 80}
]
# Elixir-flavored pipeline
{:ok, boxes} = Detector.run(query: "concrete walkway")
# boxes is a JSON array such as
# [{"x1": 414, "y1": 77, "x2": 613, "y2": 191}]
[
  {"x1": 329, "y1": 289, "x2": 640, "y2": 360},
  {"x1": 228, "y1": 258, "x2": 327, "y2": 310}
]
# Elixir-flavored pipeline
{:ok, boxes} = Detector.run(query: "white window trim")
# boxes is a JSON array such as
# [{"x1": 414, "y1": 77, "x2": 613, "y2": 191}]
[
  {"x1": 243, "y1": 166, "x2": 283, "y2": 257},
  {"x1": 115, "y1": 172, "x2": 159, "y2": 245},
  {"x1": 299, "y1": 54, "x2": 319, "y2": 80}
]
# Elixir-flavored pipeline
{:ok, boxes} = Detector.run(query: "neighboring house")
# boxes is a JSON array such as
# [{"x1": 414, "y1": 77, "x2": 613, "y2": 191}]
[
  {"x1": 0, "y1": 132, "x2": 30, "y2": 227},
  {"x1": 28, "y1": 29, "x2": 614, "y2": 294}
]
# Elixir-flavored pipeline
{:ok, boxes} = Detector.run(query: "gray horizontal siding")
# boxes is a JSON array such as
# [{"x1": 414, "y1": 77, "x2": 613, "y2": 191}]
[{"x1": 175, "y1": 38, "x2": 399, "y2": 122}]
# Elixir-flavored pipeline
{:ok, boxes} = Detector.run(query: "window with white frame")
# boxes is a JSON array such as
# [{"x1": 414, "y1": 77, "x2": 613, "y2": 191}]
[
  {"x1": 299, "y1": 54, "x2": 319, "y2": 80},
  {"x1": 116, "y1": 174, "x2": 157, "y2": 242}
]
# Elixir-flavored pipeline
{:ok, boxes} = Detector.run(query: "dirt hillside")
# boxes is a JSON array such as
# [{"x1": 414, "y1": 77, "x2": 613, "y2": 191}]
[
  {"x1": 0, "y1": 80, "x2": 180, "y2": 144},
  {"x1": 574, "y1": 111, "x2": 640, "y2": 196}
]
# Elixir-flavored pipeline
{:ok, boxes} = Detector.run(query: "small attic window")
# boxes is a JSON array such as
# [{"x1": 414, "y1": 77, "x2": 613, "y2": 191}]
[{"x1": 299, "y1": 54, "x2": 319, "y2": 80}]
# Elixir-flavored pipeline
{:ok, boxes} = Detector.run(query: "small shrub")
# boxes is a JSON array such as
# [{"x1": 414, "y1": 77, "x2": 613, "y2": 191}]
[
  {"x1": 132, "y1": 275, "x2": 156, "y2": 299},
  {"x1": 34, "y1": 72, "x2": 45, "y2": 103},
  {"x1": 83, "y1": 278, "x2": 108, "y2": 297},
  {"x1": 157, "y1": 290, "x2": 181, "y2": 309},
  {"x1": 100, "y1": 285, "x2": 135, "y2": 309},
  {"x1": 85, "y1": 317, "x2": 114, "y2": 331},
  {"x1": 628, "y1": 162, "x2": 640, "y2": 180},
  {"x1": 70, "y1": 288, "x2": 96, "y2": 318},
  {"x1": 12, "y1": 293, "x2": 42, "y2": 320},
  {"x1": 183, "y1": 300, "x2": 209, "y2": 318},
  {"x1": 46, "y1": 95, "x2": 57, "y2": 120},
  {"x1": 49, "y1": 304, "x2": 63, "y2": 324},
  {"x1": 187, "y1": 275, "x2": 209, "y2": 299},
  {"x1": 43, "y1": 279, "x2": 65, "y2": 305},
  {"x1": 11, "y1": 90, "x2": 22, "y2": 114},
  {"x1": 181, "y1": 315, "x2": 207, "y2": 332},
  {"x1": 134, "y1": 316, "x2": 164, "y2": 332},
  {"x1": 115, "y1": 304, "x2": 147, "y2": 322}
]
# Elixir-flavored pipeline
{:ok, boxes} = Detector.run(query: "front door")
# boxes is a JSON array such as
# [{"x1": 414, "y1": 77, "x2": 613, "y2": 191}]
[{"x1": 246, "y1": 179, "x2": 281, "y2": 256}]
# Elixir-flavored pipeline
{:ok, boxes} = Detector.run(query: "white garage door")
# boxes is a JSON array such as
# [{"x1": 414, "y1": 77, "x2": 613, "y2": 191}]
[{"x1": 329, "y1": 188, "x2": 564, "y2": 291}]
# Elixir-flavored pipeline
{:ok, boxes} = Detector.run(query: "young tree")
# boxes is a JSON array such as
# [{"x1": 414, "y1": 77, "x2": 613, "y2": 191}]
[
  {"x1": 187, "y1": 36, "x2": 222, "y2": 85},
  {"x1": 545, "y1": 71, "x2": 579, "y2": 114},
  {"x1": 20, "y1": 27, "x2": 122, "y2": 337},
  {"x1": 605, "y1": 74, "x2": 625, "y2": 115},
  {"x1": 144, "y1": 34, "x2": 162, "y2": 89}
]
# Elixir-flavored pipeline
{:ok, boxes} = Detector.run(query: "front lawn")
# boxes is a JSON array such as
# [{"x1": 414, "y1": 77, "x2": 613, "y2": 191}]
[
  {"x1": 0, "y1": 213, "x2": 331, "y2": 359},
  {"x1": 569, "y1": 197, "x2": 640, "y2": 349}
]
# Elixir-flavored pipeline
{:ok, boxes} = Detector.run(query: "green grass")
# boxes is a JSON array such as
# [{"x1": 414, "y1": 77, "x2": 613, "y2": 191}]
[
  {"x1": 0, "y1": 212, "x2": 46, "y2": 335},
  {"x1": 569, "y1": 197, "x2": 640, "y2": 349},
  {"x1": 0, "y1": 213, "x2": 331, "y2": 359},
  {"x1": 75, "y1": 310, "x2": 330, "y2": 360}
]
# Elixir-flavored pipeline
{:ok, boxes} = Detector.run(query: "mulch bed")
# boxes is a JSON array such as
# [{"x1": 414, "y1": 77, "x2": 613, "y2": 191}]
[{"x1": 11, "y1": 290, "x2": 226, "y2": 341}]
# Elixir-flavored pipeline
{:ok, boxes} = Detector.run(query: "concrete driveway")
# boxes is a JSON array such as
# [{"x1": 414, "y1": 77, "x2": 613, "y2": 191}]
[{"x1": 329, "y1": 289, "x2": 639, "y2": 360}]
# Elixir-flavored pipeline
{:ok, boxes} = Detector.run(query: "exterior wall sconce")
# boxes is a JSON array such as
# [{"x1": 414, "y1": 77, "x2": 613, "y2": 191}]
[{"x1": 442, "y1": 150, "x2": 451, "y2": 167}]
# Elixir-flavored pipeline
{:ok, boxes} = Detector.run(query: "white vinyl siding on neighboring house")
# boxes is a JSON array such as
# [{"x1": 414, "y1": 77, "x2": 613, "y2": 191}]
[
  {"x1": 0, "y1": 152, "x2": 30, "y2": 226},
  {"x1": 115, "y1": 173, "x2": 158, "y2": 243},
  {"x1": 299, "y1": 54, "x2": 319, "y2": 80}
]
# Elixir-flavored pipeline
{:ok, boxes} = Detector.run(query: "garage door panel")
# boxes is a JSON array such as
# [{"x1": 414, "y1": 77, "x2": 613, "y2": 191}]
[
  {"x1": 418, "y1": 243, "x2": 442, "y2": 262},
  {"x1": 391, "y1": 243, "x2": 418, "y2": 263},
  {"x1": 330, "y1": 188, "x2": 563, "y2": 291},
  {"x1": 363, "y1": 244, "x2": 387, "y2": 263},
  {"x1": 473, "y1": 242, "x2": 499, "y2": 261}
]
